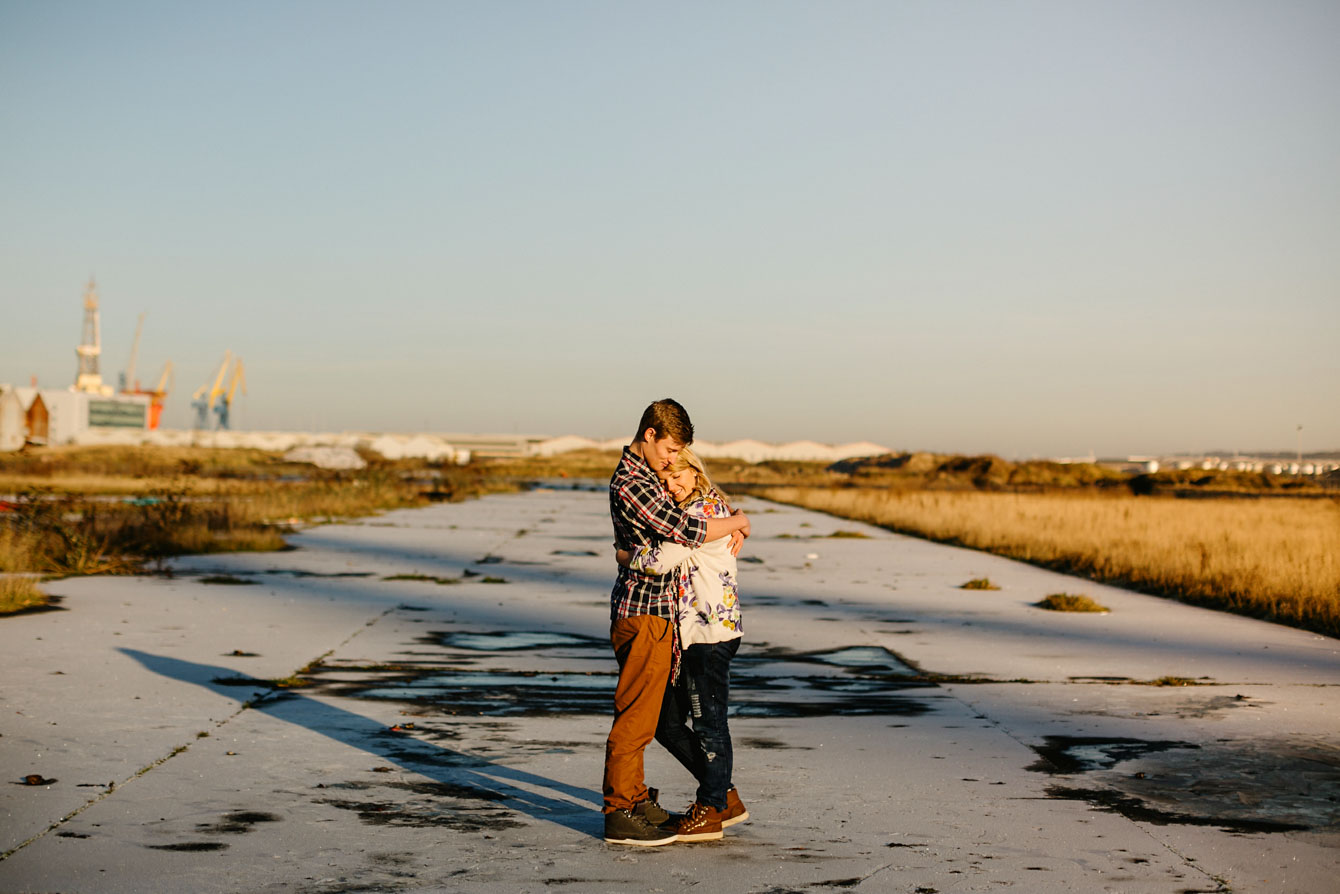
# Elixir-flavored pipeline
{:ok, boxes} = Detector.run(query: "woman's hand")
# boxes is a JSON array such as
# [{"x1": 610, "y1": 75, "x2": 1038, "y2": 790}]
[
  {"x1": 731, "y1": 508, "x2": 751, "y2": 539},
  {"x1": 728, "y1": 530, "x2": 745, "y2": 557}
]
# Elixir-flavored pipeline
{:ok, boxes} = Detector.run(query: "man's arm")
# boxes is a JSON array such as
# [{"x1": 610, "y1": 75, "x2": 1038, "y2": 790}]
[{"x1": 616, "y1": 478, "x2": 709, "y2": 547}]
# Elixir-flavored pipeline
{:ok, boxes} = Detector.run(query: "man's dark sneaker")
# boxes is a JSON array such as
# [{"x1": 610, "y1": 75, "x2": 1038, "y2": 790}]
[
  {"x1": 722, "y1": 786, "x2": 749, "y2": 828},
  {"x1": 604, "y1": 808, "x2": 679, "y2": 846},
  {"x1": 633, "y1": 786, "x2": 673, "y2": 826},
  {"x1": 671, "y1": 801, "x2": 724, "y2": 842}
]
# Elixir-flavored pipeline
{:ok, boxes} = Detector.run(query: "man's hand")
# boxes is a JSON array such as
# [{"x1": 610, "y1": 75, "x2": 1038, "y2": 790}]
[
  {"x1": 728, "y1": 530, "x2": 745, "y2": 557},
  {"x1": 615, "y1": 548, "x2": 632, "y2": 568}
]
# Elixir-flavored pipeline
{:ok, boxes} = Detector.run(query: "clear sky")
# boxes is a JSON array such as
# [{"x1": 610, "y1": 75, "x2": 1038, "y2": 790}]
[{"x1": 2, "y1": 1, "x2": 1336, "y2": 457}]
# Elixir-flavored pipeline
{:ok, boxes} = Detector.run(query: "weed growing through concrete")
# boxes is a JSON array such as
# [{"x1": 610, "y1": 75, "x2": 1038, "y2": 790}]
[{"x1": 1036, "y1": 593, "x2": 1109, "y2": 612}]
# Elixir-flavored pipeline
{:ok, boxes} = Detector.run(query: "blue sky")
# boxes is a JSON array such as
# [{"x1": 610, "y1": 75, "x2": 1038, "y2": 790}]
[{"x1": 2, "y1": 1, "x2": 1336, "y2": 457}]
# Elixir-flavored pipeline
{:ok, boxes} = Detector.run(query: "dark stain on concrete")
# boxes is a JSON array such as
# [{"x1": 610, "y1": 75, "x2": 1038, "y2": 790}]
[
  {"x1": 1027, "y1": 737, "x2": 1198, "y2": 775},
  {"x1": 1046, "y1": 786, "x2": 1308, "y2": 833},
  {"x1": 195, "y1": 810, "x2": 280, "y2": 834},
  {"x1": 317, "y1": 774, "x2": 522, "y2": 831},
  {"x1": 299, "y1": 632, "x2": 943, "y2": 719},
  {"x1": 739, "y1": 737, "x2": 813, "y2": 751},
  {"x1": 146, "y1": 841, "x2": 229, "y2": 852},
  {"x1": 1030, "y1": 735, "x2": 1340, "y2": 834},
  {"x1": 264, "y1": 570, "x2": 375, "y2": 578}
]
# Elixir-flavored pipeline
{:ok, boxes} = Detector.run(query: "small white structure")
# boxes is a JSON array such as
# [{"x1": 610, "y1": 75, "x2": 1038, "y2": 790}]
[{"x1": 0, "y1": 387, "x2": 26, "y2": 451}]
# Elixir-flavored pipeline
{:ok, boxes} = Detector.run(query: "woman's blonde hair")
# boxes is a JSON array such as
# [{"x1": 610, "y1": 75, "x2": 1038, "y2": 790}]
[{"x1": 664, "y1": 446, "x2": 727, "y2": 506}]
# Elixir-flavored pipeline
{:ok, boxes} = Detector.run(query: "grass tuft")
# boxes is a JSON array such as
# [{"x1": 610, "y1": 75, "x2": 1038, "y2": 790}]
[
  {"x1": 1035, "y1": 593, "x2": 1109, "y2": 613},
  {"x1": 0, "y1": 576, "x2": 49, "y2": 614},
  {"x1": 960, "y1": 578, "x2": 1000, "y2": 590},
  {"x1": 1142, "y1": 676, "x2": 1206, "y2": 687}
]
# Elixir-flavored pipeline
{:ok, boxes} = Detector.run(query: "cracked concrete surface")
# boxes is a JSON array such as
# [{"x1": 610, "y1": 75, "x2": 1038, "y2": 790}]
[{"x1": 2, "y1": 487, "x2": 1336, "y2": 892}]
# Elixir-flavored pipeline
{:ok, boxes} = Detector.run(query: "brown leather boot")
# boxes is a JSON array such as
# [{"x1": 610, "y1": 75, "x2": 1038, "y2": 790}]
[
  {"x1": 722, "y1": 787, "x2": 749, "y2": 827},
  {"x1": 672, "y1": 801, "x2": 724, "y2": 841}
]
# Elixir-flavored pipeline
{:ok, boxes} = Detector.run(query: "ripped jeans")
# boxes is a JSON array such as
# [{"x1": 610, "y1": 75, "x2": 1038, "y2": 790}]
[{"x1": 654, "y1": 637, "x2": 740, "y2": 810}]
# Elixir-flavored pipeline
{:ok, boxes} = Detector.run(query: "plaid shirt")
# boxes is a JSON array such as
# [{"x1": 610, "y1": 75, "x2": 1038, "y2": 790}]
[{"x1": 609, "y1": 446, "x2": 707, "y2": 619}]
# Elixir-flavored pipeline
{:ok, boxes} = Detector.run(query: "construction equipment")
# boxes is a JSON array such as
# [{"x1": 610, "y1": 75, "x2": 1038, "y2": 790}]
[
  {"x1": 119, "y1": 312, "x2": 146, "y2": 392},
  {"x1": 139, "y1": 361, "x2": 173, "y2": 430},
  {"x1": 74, "y1": 279, "x2": 113, "y2": 396},
  {"x1": 213, "y1": 358, "x2": 246, "y2": 430},
  {"x1": 191, "y1": 352, "x2": 232, "y2": 430}
]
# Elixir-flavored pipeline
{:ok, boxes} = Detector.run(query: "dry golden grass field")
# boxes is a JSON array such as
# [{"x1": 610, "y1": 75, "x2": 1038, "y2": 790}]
[{"x1": 750, "y1": 486, "x2": 1340, "y2": 639}]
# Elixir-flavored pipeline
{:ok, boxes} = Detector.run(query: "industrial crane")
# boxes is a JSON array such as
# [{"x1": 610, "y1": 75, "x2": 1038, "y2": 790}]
[
  {"x1": 191, "y1": 352, "x2": 232, "y2": 430},
  {"x1": 119, "y1": 312, "x2": 146, "y2": 392},
  {"x1": 213, "y1": 358, "x2": 246, "y2": 430},
  {"x1": 140, "y1": 361, "x2": 173, "y2": 430}
]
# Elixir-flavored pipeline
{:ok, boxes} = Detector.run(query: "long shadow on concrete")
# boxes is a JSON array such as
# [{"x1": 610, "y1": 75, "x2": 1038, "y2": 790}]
[{"x1": 120, "y1": 649, "x2": 603, "y2": 839}]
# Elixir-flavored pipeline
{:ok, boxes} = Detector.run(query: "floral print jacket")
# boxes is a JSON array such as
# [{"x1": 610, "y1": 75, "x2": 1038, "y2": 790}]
[{"x1": 626, "y1": 487, "x2": 743, "y2": 646}]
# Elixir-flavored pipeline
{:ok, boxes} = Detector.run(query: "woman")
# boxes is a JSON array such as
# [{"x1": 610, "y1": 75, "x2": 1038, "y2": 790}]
[{"x1": 616, "y1": 447, "x2": 749, "y2": 841}]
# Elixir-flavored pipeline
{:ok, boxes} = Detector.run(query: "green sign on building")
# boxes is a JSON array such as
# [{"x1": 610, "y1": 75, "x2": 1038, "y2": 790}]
[{"x1": 88, "y1": 399, "x2": 147, "y2": 429}]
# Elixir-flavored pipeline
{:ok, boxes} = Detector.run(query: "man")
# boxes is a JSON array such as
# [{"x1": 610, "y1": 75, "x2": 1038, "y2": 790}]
[{"x1": 603, "y1": 398, "x2": 751, "y2": 846}]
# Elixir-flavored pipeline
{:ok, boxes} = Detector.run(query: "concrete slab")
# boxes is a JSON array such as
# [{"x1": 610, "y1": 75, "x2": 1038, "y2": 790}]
[{"x1": 2, "y1": 488, "x2": 1336, "y2": 892}]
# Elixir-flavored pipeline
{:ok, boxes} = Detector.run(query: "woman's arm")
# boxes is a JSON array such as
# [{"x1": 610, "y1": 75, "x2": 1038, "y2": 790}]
[{"x1": 616, "y1": 540, "x2": 697, "y2": 575}]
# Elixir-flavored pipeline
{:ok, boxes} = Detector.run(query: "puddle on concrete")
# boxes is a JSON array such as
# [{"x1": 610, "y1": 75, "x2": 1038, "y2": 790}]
[
  {"x1": 1029, "y1": 735, "x2": 1340, "y2": 833},
  {"x1": 303, "y1": 633, "x2": 941, "y2": 719}
]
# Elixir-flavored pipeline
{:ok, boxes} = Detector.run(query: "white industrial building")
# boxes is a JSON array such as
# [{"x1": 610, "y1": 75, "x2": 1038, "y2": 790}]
[{"x1": 0, "y1": 386, "x2": 150, "y2": 451}]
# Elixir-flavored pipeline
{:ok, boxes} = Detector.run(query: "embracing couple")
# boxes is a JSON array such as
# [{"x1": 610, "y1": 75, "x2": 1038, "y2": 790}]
[{"x1": 602, "y1": 398, "x2": 752, "y2": 846}]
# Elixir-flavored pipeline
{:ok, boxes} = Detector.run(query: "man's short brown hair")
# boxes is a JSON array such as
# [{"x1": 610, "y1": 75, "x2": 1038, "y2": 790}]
[{"x1": 634, "y1": 398, "x2": 694, "y2": 446}]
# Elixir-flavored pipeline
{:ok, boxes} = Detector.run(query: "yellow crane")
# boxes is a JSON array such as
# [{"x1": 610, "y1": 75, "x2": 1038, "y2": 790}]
[
  {"x1": 191, "y1": 352, "x2": 231, "y2": 430},
  {"x1": 214, "y1": 358, "x2": 246, "y2": 430},
  {"x1": 120, "y1": 312, "x2": 146, "y2": 392}
]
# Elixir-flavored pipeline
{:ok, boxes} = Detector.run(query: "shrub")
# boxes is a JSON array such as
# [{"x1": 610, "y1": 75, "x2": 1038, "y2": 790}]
[{"x1": 1035, "y1": 593, "x2": 1109, "y2": 613}]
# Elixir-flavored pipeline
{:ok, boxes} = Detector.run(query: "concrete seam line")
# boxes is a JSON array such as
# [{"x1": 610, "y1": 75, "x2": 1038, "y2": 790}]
[
  {"x1": 0, "y1": 608, "x2": 395, "y2": 863},
  {"x1": 937, "y1": 684, "x2": 1232, "y2": 889},
  {"x1": 0, "y1": 709, "x2": 243, "y2": 862}
]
